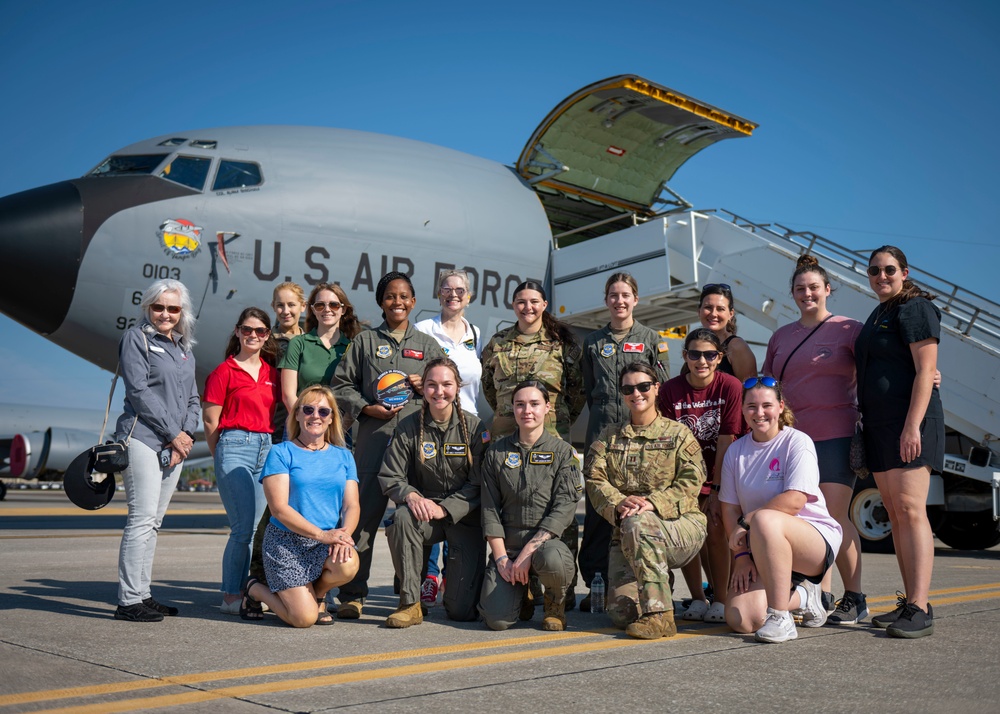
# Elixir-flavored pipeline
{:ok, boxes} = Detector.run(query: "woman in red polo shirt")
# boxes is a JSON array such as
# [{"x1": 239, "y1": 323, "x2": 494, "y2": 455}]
[{"x1": 204, "y1": 307, "x2": 281, "y2": 614}]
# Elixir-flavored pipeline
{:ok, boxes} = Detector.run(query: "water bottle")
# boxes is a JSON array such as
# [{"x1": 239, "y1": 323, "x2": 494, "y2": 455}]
[{"x1": 590, "y1": 573, "x2": 605, "y2": 614}]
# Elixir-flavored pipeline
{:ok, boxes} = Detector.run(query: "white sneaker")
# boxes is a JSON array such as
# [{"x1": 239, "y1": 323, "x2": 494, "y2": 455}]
[
  {"x1": 793, "y1": 579, "x2": 828, "y2": 627},
  {"x1": 703, "y1": 601, "x2": 726, "y2": 623},
  {"x1": 682, "y1": 599, "x2": 709, "y2": 621},
  {"x1": 755, "y1": 608, "x2": 797, "y2": 643}
]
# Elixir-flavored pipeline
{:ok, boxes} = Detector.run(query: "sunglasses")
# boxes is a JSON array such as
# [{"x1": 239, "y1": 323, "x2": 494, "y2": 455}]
[
  {"x1": 440, "y1": 288, "x2": 467, "y2": 297},
  {"x1": 702, "y1": 283, "x2": 732, "y2": 293},
  {"x1": 238, "y1": 325, "x2": 270, "y2": 338},
  {"x1": 150, "y1": 303, "x2": 181, "y2": 314},
  {"x1": 743, "y1": 376, "x2": 779, "y2": 389},
  {"x1": 300, "y1": 405, "x2": 332, "y2": 418},
  {"x1": 620, "y1": 381, "x2": 655, "y2": 396},
  {"x1": 313, "y1": 301, "x2": 342, "y2": 311},
  {"x1": 867, "y1": 265, "x2": 899, "y2": 277},
  {"x1": 685, "y1": 349, "x2": 721, "y2": 362}
]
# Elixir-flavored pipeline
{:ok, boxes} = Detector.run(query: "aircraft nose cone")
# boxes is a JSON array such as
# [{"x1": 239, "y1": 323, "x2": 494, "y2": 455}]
[{"x1": 0, "y1": 181, "x2": 84, "y2": 335}]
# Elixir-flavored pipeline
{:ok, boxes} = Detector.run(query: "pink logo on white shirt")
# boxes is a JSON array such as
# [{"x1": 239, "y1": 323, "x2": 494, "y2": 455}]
[{"x1": 767, "y1": 458, "x2": 783, "y2": 480}]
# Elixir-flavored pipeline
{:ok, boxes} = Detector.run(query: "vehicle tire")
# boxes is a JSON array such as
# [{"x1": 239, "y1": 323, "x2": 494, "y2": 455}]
[
  {"x1": 850, "y1": 484, "x2": 894, "y2": 554},
  {"x1": 930, "y1": 509, "x2": 1000, "y2": 551}
]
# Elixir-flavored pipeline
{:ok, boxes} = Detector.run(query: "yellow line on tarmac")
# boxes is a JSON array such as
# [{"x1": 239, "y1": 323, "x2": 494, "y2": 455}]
[
  {"x1": 867, "y1": 582, "x2": 1000, "y2": 606},
  {"x1": 28, "y1": 630, "x2": 730, "y2": 714},
  {"x1": 0, "y1": 629, "x2": 613, "y2": 706}
]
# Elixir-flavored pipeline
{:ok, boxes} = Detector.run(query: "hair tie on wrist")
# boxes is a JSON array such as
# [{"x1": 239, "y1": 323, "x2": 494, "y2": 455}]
[{"x1": 735, "y1": 551, "x2": 751, "y2": 560}]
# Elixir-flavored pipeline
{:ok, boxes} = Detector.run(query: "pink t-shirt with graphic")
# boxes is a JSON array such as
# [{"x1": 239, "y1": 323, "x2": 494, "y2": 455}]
[
  {"x1": 720, "y1": 427, "x2": 843, "y2": 553},
  {"x1": 762, "y1": 315, "x2": 862, "y2": 442}
]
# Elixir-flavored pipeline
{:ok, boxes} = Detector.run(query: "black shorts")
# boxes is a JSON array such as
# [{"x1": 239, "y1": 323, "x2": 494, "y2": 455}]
[
  {"x1": 814, "y1": 436, "x2": 856, "y2": 488},
  {"x1": 790, "y1": 531, "x2": 835, "y2": 587},
  {"x1": 863, "y1": 418, "x2": 945, "y2": 473}
]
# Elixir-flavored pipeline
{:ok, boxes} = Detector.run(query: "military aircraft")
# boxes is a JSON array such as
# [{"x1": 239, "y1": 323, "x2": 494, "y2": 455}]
[{"x1": 0, "y1": 74, "x2": 755, "y2": 484}]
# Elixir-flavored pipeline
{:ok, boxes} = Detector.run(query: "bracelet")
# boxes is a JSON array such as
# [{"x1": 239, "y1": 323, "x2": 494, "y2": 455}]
[
  {"x1": 734, "y1": 551, "x2": 751, "y2": 560},
  {"x1": 496, "y1": 555, "x2": 509, "y2": 563},
  {"x1": 709, "y1": 483, "x2": 720, "y2": 492}
]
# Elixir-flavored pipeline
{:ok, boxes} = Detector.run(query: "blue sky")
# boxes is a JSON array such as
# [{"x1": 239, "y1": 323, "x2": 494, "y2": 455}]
[{"x1": 1, "y1": 0, "x2": 997, "y2": 408}]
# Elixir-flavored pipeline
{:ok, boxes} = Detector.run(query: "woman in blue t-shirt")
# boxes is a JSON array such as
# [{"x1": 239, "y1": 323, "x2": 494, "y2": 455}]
[{"x1": 240, "y1": 385, "x2": 360, "y2": 627}]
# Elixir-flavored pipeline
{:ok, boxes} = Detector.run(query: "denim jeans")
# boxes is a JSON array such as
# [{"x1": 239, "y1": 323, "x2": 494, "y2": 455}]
[
  {"x1": 118, "y1": 439, "x2": 182, "y2": 606},
  {"x1": 215, "y1": 429, "x2": 271, "y2": 595}
]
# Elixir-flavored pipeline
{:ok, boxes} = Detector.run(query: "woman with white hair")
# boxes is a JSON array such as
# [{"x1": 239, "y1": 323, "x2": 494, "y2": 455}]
[{"x1": 113, "y1": 279, "x2": 201, "y2": 622}]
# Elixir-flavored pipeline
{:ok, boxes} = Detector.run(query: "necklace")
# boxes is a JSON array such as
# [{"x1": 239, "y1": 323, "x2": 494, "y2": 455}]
[{"x1": 295, "y1": 437, "x2": 326, "y2": 451}]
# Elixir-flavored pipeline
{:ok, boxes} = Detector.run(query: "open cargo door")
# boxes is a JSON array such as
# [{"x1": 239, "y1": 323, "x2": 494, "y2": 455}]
[{"x1": 516, "y1": 75, "x2": 757, "y2": 242}]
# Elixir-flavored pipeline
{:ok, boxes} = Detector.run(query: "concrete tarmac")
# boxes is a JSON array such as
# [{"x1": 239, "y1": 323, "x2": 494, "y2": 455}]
[{"x1": 1, "y1": 490, "x2": 998, "y2": 714}]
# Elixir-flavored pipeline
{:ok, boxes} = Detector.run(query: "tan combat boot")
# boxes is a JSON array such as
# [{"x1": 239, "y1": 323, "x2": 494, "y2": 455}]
[
  {"x1": 625, "y1": 610, "x2": 676, "y2": 640},
  {"x1": 385, "y1": 602, "x2": 423, "y2": 628},
  {"x1": 541, "y1": 590, "x2": 566, "y2": 631}
]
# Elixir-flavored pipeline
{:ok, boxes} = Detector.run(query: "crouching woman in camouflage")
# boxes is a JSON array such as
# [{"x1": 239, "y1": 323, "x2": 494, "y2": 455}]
[
  {"x1": 585, "y1": 363, "x2": 707, "y2": 639},
  {"x1": 479, "y1": 381, "x2": 581, "y2": 631},
  {"x1": 379, "y1": 358, "x2": 490, "y2": 627}
]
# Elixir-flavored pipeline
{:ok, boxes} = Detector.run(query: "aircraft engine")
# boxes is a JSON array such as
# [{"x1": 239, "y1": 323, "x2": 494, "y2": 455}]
[{"x1": 9, "y1": 427, "x2": 100, "y2": 479}]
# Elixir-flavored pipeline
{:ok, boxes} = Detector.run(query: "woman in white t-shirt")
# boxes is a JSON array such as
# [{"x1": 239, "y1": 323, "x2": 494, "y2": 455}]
[
  {"x1": 414, "y1": 269, "x2": 483, "y2": 605},
  {"x1": 720, "y1": 376, "x2": 843, "y2": 643}
]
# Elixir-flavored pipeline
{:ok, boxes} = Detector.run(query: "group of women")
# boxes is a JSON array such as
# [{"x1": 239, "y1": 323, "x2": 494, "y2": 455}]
[{"x1": 112, "y1": 244, "x2": 942, "y2": 642}]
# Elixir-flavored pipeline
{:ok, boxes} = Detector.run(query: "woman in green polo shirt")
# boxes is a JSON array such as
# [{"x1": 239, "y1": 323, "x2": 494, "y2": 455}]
[{"x1": 280, "y1": 282, "x2": 363, "y2": 419}]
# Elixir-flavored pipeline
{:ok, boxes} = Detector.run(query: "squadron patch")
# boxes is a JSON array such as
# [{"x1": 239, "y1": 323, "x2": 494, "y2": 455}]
[
  {"x1": 376, "y1": 345, "x2": 392, "y2": 358},
  {"x1": 444, "y1": 443, "x2": 468, "y2": 457},
  {"x1": 481, "y1": 429, "x2": 491, "y2": 443},
  {"x1": 623, "y1": 342, "x2": 645, "y2": 353},
  {"x1": 601, "y1": 343, "x2": 615, "y2": 358},
  {"x1": 505, "y1": 452, "x2": 521, "y2": 468},
  {"x1": 529, "y1": 451, "x2": 554, "y2": 465},
  {"x1": 421, "y1": 442, "x2": 437, "y2": 459}
]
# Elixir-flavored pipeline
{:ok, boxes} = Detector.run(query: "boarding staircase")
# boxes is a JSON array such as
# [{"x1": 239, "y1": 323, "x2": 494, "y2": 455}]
[{"x1": 550, "y1": 209, "x2": 1000, "y2": 546}]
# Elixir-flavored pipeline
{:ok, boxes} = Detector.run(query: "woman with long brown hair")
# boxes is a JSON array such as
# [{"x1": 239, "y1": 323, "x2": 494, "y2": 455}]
[
  {"x1": 203, "y1": 306, "x2": 280, "y2": 614},
  {"x1": 855, "y1": 246, "x2": 943, "y2": 638}
]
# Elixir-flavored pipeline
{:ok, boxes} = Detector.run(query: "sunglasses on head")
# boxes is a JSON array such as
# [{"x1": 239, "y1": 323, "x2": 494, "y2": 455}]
[
  {"x1": 300, "y1": 405, "x2": 332, "y2": 418},
  {"x1": 313, "y1": 301, "x2": 342, "y2": 311},
  {"x1": 867, "y1": 265, "x2": 899, "y2": 277},
  {"x1": 702, "y1": 283, "x2": 732, "y2": 293},
  {"x1": 684, "y1": 349, "x2": 721, "y2": 362},
  {"x1": 238, "y1": 325, "x2": 270, "y2": 338},
  {"x1": 151, "y1": 303, "x2": 181, "y2": 314},
  {"x1": 620, "y1": 381, "x2": 655, "y2": 396},
  {"x1": 743, "y1": 376, "x2": 779, "y2": 390}
]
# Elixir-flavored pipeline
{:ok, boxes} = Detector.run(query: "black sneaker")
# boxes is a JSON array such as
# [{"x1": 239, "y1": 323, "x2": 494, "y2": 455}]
[
  {"x1": 886, "y1": 602, "x2": 934, "y2": 639},
  {"x1": 871, "y1": 592, "x2": 907, "y2": 629},
  {"x1": 114, "y1": 603, "x2": 164, "y2": 622},
  {"x1": 142, "y1": 597, "x2": 179, "y2": 616},
  {"x1": 827, "y1": 591, "x2": 869, "y2": 625},
  {"x1": 821, "y1": 591, "x2": 836, "y2": 614}
]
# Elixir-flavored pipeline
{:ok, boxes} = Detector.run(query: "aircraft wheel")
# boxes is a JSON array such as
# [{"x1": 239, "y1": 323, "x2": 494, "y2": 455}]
[{"x1": 850, "y1": 484, "x2": 894, "y2": 554}]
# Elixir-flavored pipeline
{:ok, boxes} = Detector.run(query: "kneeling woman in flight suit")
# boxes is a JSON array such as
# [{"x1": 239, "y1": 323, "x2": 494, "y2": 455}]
[
  {"x1": 379, "y1": 358, "x2": 489, "y2": 627},
  {"x1": 479, "y1": 381, "x2": 581, "y2": 631},
  {"x1": 585, "y1": 363, "x2": 708, "y2": 639}
]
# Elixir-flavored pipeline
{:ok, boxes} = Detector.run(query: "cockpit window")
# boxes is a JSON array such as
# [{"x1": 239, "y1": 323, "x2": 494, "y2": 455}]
[
  {"x1": 90, "y1": 154, "x2": 169, "y2": 176},
  {"x1": 159, "y1": 156, "x2": 212, "y2": 190},
  {"x1": 189, "y1": 140, "x2": 218, "y2": 149},
  {"x1": 158, "y1": 138, "x2": 187, "y2": 146},
  {"x1": 212, "y1": 160, "x2": 263, "y2": 191}
]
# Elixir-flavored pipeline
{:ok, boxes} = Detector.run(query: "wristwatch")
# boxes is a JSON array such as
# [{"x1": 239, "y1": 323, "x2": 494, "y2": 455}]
[{"x1": 737, "y1": 515, "x2": 750, "y2": 532}]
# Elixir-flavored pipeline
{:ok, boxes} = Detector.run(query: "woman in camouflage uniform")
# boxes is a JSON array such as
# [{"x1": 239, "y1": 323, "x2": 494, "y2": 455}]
[
  {"x1": 379, "y1": 358, "x2": 489, "y2": 627},
  {"x1": 585, "y1": 363, "x2": 707, "y2": 639},
  {"x1": 480, "y1": 280, "x2": 585, "y2": 610}
]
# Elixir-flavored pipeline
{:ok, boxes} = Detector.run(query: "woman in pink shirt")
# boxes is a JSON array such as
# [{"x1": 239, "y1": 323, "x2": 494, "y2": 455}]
[
  {"x1": 203, "y1": 307, "x2": 281, "y2": 614},
  {"x1": 762, "y1": 255, "x2": 865, "y2": 624}
]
